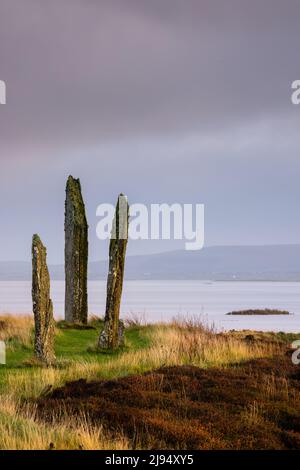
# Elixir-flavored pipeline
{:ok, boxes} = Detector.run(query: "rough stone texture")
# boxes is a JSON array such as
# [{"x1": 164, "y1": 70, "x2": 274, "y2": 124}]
[
  {"x1": 65, "y1": 175, "x2": 88, "y2": 324},
  {"x1": 32, "y1": 235, "x2": 55, "y2": 365},
  {"x1": 99, "y1": 195, "x2": 129, "y2": 349},
  {"x1": 118, "y1": 320, "x2": 125, "y2": 348}
]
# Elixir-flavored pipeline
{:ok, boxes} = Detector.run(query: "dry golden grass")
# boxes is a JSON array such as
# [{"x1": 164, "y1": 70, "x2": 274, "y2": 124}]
[
  {"x1": 0, "y1": 315, "x2": 279, "y2": 450},
  {"x1": 241, "y1": 400, "x2": 265, "y2": 426},
  {"x1": 101, "y1": 319, "x2": 277, "y2": 378},
  {"x1": 0, "y1": 394, "x2": 129, "y2": 450},
  {"x1": 0, "y1": 315, "x2": 33, "y2": 348}
]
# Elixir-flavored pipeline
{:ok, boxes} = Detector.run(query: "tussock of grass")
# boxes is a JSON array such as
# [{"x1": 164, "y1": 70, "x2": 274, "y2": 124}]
[
  {"x1": 0, "y1": 394, "x2": 129, "y2": 450},
  {"x1": 124, "y1": 312, "x2": 148, "y2": 328},
  {"x1": 0, "y1": 315, "x2": 33, "y2": 349}
]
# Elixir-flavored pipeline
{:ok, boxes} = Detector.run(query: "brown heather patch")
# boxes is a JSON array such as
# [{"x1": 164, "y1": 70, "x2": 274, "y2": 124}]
[{"x1": 36, "y1": 351, "x2": 300, "y2": 450}]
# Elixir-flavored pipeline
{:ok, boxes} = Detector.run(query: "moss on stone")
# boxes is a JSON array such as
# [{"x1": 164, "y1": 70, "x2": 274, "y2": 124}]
[
  {"x1": 32, "y1": 234, "x2": 55, "y2": 365},
  {"x1": 99, "y1": 194, "x2": 129, "y2": 350},
  {"x1": 65, "y1": 176, "x2": 89, "y2": 324}
]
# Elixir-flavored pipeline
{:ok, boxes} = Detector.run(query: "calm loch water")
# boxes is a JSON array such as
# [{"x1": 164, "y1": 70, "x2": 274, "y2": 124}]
[{"x1": 0, "y1": 280, "x2": 300, "y2": 332}]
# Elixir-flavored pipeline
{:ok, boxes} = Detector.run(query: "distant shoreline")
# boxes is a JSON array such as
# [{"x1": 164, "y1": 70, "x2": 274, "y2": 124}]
[{"x1": 2, "y1": 244, "x2": 300, "y2": 281}]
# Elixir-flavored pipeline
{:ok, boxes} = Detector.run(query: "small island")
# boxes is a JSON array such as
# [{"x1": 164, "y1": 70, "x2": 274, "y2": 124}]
[{"x1": 226, "y1": 308, "x2": 291, "y2": 316}]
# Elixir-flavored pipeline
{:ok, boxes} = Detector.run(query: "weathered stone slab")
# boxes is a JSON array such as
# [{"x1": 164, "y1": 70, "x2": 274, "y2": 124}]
[
  {"x1": 99, "y1": 195, "x2": 128, "y2": 349},
  {"x1": 32, "y1": 235, "x2": 55, "y2": 365},
  {"x1": 65, "y1": 175, "x2": 88, "y2": 324}
]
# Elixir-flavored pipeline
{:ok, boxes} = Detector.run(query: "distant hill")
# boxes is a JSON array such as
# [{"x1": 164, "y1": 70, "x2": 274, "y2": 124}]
[{"x1": 1, "y1": 245, "x2": 300, "y2": 281}]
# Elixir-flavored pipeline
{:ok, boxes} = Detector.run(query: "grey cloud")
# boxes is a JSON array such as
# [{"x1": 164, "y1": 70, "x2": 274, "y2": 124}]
[
  {"x1": 0, "y1": 0, "x2": 299, "y2": 262},
  {"x1": 0, "y1": 0, "x2": 299, "y2": 151}
]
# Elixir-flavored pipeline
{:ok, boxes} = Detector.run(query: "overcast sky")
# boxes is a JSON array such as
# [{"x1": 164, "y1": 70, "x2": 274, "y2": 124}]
[{"x1": 0, "y1": 0, "x2": 300, "y2": 263}]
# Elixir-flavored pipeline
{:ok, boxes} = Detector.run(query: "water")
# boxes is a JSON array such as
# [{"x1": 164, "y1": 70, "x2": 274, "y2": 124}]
[{"x1": 0, "y1": 280, "x2": 299, "y2": 332}]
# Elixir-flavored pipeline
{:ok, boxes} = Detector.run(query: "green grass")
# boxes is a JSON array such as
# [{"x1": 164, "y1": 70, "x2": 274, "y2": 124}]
[
  {"x1": 0, "y1": 322, "x2": 153, "y2": 389},
  {"x1": 4, "y1": 342, "x2": 32, "y2": 368},
  {"x1": 0, "y1": 324, "x2": 151, "y2": 403},
  {"x1": 54, "y1": 323, "x2": 153, "y2": 360}
]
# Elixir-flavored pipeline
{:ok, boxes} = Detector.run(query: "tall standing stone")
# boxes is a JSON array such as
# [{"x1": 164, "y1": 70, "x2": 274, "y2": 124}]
[
  {"x1": 65, "y1": 176, "x2": 88, "y2": 324},
  {"x1": 99, "y1": 194, "x2": 129, "y2": 350},
  {"x1": 32, "y1": 235, "x2": 55, "y2": 365}
]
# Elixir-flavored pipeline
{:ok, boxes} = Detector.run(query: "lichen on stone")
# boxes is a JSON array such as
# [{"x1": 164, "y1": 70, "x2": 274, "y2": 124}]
[
  {"x1": 64, "y1": 176, "x2": 89, "y2": 324},
  {"x1": 32, "y1": 234, "x2": 55, "y2": 365},
  {"x1": 98, "y1": 195, "x2": 129, "y2": 350}
]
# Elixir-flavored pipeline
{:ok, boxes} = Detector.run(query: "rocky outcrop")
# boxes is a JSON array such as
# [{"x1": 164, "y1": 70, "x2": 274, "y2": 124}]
[
  {"x1": 99, "y1": 195, "x2": 129, "y2": 349},
  {"x1": 32, "y1": 235, "x2": 55, "y2": 365},
  {"x1": 65, "y1": 176, "x2": 88, "y2": 324}
]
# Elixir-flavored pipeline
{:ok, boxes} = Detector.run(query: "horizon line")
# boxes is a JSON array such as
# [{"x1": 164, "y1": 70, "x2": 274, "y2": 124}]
[{"x1": 1, "y1": 242, "x2": 300, "y2": 265}]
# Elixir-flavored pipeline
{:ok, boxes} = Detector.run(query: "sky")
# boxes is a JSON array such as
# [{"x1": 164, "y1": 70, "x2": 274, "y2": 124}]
[{"x1": 0, "y1": 0, "x2": 300, "y2": 263}]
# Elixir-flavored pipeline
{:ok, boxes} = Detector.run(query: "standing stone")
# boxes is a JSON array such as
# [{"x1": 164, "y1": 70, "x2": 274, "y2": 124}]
[
  {"x1": 32, "y1": 235, "x2": 55, "y2": 365},
  {"x1": 99, "y1": 194, "x2": 129, "y2": 350},
  {"x1": 65, "y1": 176, "x2": 88, "y2": 324}
]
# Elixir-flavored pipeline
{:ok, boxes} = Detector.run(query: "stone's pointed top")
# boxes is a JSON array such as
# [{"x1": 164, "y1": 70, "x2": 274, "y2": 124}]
[
  {"x1": 66, "y1": 175, "x2": 82, "y2": 195},
  {"x1": 67, "y1": 174, "x2": 78, "y2": 182},
  {"x1": 113, "y1": 194, "x2": 129, "y2": 241},
  {"x1": 117, "y1": 194, "x2": 128, "y2": 207},
  {"x1": 66, "y1": 175, "x2": 81, "y2": 190},
  {"x1": 65, "y1": 175, "x2": 87, "y2": 227},
  {"x1": 32, "y1": 234, "x2": 45, "y2": 249},
  {"x1": 32, "y1": 233, "x2": 40, "y2": 243}
]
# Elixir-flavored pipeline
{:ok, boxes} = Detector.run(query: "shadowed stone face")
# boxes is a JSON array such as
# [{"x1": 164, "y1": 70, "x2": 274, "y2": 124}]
[
  {"x1": 65, "y1": 176, "x2": 88, "y2": 324},
  {"x1": 32, "y1": 234, "x2": 55, "y2": 365},
  {"x1": 99, "y1": 195, "x2": 128, "y2": 350}
]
